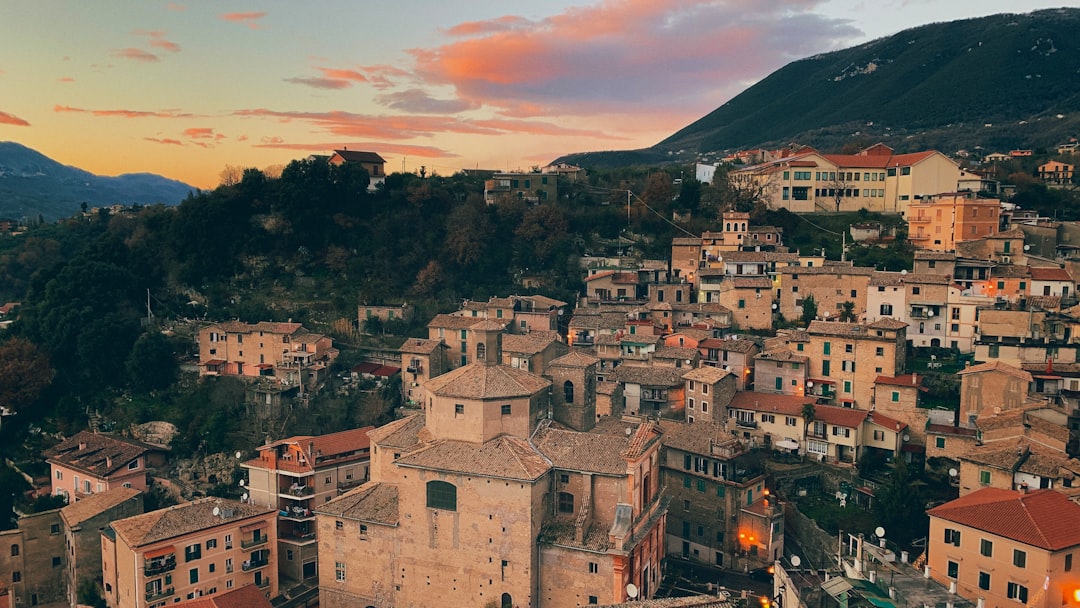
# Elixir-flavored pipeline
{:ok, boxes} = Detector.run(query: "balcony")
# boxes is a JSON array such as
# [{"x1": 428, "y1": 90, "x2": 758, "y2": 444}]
[
  {"x1": 256, "y1": 578, "x2": 271, "y2": 589},
  {"x1": 143, "y1": 556, "x2": 176, "y2": 577},
  {"x1": 146, "y1": 587, "x2": 175, "y2": 602},
  {"x1": 807, "y1": 430, "x2": 827, "y2": 440},
  {"x1": 337, "y1": 478, "x2": 364, "y2": 492},
  {"x1": 735, "y1": 419, "x2": 758, "y2": 429},
  {"x1": 282, "y1": 484, "x2": 314, "y2": 497},
  {"x1": 242, "y1": 536, "x2": 269, "y2": 550},
  {"x1": 908, "y1": 216, "x2": 931, "y2": 224},
  {"x1": 406, "y1": 363, "x2": 423, "y2": 374},
  {"x1": 279, "y1": 506, "x2": 314, "y2": 521},
  {"x1": 908, "y1": 233, "x2": 930, "y2": 241},
  {"x1": 243, "y1": 557, "x2": 270, "y2": 572},
  {"x1": 280, "y1": 529, "x2": 317, "y2": 545}
]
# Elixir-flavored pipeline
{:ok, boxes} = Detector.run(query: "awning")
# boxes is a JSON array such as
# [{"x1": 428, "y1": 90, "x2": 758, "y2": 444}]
[
  {"x1": 144, "y1": 545, "x2": 175, "y2": 559},
  {"x1": 776, "y1": 439, "x2": 800, "y2": 450},
  {"x1": 255, "y1": 363, "x2": 274, "y2": 369},
  {"x1": 809, "y1": 378, "x2": 835, "y2": 385},
  {"x1": 203, "y1": 359, "x2": 226, "y2": 366},
  {"x1": 1034, "y1": 375, "x2": 1063, "y2": 380}
]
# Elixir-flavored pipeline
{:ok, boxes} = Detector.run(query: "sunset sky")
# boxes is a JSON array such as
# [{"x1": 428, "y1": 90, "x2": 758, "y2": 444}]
[{"x1": 1, "y1": 1, "x2": 1076, "y2": 189}]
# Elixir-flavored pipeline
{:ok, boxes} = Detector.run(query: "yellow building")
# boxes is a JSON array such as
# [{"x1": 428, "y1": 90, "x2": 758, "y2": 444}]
[
  {"x1": 803, "y1": 319, "x2": 908, "y2": 409},
  {"x1": 927, "y1": 488, "x2": 1080, "y2": 608},
  {"x1": 907, "y1": 193, "x2": 1001, "y2": 251}
]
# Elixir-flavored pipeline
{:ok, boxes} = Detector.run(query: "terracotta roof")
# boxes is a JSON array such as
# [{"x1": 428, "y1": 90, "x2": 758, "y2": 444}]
[
  {"x1": 915, "y1": 251, "x2": 958, "y2": 261},
  {"x1": 926, "y1": 423, "x2": 979, "y2": 437},
  {"x1": 399, "y1": 338, "x2": 446, "y2": 355},
  {"x1": 874, "y1": 374, "x2": 928, "y2": 391},
  {"x1": 989, "y1": 264, "x2": 1030, "y2": 278},
  {"x1": 727, "y1": 277, "x2": 774, "y2": 289},
  {"x1": 502, "y1": 331, "x2": 561, "y2": 355},
  {"x1": 671, "y1": 302, "x2": 733, "y2": 315},
  {"x1": 729, "y1": 392, "x2": 815, "y2": 417},
  {"x1": 172, "y1": 584, "x2": 272, "y2": 608},
  {"x1": 427, "y1": 313, "x2": 485, "y2": 330},
  {"x1": 1029, "y1": 267, "x2": 1073, "y2": 282},
  {"x1": 957, "y1": 360, "x2": 1032, "y2": 382},
  {"x1": 332, "y1": 149, "x2": 385, "y2": 164},
  {"x1": 210, "y1": 320, "x2": 303, "y2": 335},
  {"x1": 425, "y1": 362, "x2": 551, "y2": 399},
  {"x1": 597, "y1": 594, "x2": 730, "y2": 607},
  {"x1": 535, "y1": 422, "x2": 640, "y2": 475},
  {"x1": 658, "y1": 419, "x2": 741, "y2": 456},
  {"x1": 109, "y1": 498, "x2": 274, "y2": 548},
  {"x1": 396, "y1": 436, "x2": 551, "y2": 480},
  {"x1": 780, "y1": 266, "x2": 876, "y2": 276},
  {"x1": 366, "y1": 414, "x2": 426, "y2": 450},
  {"x1": 613, "y1": 366, "x2": 687, "y2": 387},
  {"x1": 60, "y1": 487, "x2": 142, "y2": 526},
  {"x1": 869, "y1": 272, "x2": 904, "y2": 286},
  {"x1": 754, "y1": 349, "x2": 808, "y2": 363},
  {"x1": 988, "y1": 228, "x2": 1026, "y2": 239},
  {"x1": 866, "y1": 411, "x2": 907, "y2": 432},
  {"x1": 698, "y1": 338, "x2": 759, "y2": 353},
  {"x1": 866, "y1": 318, "x2": 909, "y2": 330},
  {"x1": 682, "y1": 366, "x2": 732, "y2": 384},
  {"x1": 928, "y1": 488, "x2": 1080, "y2": 550},
  {"x1": 540, "y1": 520, "x2": 613, "y2": 552},
  {"x1": 45, "y1": 431, "x2": 160, "y2": 478},
  {"x1": 653, "y1": 346, "x2": 700, "y2": 361},
  {"x1": 315, "y1": 481, "x2": 398, "y2": 525},
  {"x1": 549, "y1": 350, "x2": 600, "y2": 368}
]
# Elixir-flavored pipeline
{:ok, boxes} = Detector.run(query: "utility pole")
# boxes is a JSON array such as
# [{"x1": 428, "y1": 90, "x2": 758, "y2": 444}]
[{"x1": 627, "y1": 190, "x2": 632, "y2": 224}]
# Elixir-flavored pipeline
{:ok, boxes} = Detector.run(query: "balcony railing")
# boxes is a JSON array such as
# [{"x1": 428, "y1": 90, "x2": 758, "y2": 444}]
[
  {"x1": 284, "y1": 485, "x2": 314, "y2": 497},
  {"x1": 241, "y1": 536, "x2": 269, "y2": 550},
  {"x1": 146, "y1": 587, "x2": 175, "y2": 602},
  {"x1": 256, "y1": 578, "x2": 270, "y2": 589},
  {"x1": 143, "y1": 556, "x2": 176, "y2": 577},
  {"x1": 242, "y1": 557, "x2": 269, "y2": 572},
  {"x1": 735, "y1": 419, "x2": 758, "y2": 429},
  {"x1": 807, "y1": 430, "x2": 828, "y2": 440}
]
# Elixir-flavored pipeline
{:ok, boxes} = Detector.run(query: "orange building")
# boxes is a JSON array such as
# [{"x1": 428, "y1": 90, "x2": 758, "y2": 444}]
[
  {"x1": 45, "y1": 431, "x2": 166, "y2": 501},
  {"x1": 908, "y1": 193, "x2": 1001, "y2": 251},
  {"x1": 198, "y1": 321, "x2": 338, "y2": 387}
]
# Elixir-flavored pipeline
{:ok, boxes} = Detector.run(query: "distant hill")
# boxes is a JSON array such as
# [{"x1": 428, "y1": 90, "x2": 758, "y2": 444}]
[
  {"x1": 0, "y1": 142, "x2": 196, "y2": 221},
  {"x1": 557, "y1": 8, "x2": 1080, "y2": 169}
]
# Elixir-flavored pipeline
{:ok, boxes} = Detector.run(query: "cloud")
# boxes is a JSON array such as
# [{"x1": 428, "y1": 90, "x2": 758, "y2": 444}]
[
  {"x1": 233, "y1": 107, "x2": 619, "y2": 141},
  {"x1": 251, "y1": 139, "x2": 457, "y2": 159},
  {"x1": 166, "y1": 3, "x2": 187, "y2": 10},
  {"x1": 57, "y1": 77, "x2": 75, "y2": 83},
  {"x1": 113, "y1": 48, "x2": 159, "y2": 62},
  {"x1": 0, "y1": 111, "x2": 30, "y2": 127},
  {"x1": 410, "y1": 0, "x2": 860, "y2": 118},
  {"x1": 319, "y1": 67, "x2": 368, "y2": 83},
  {"x1": 54, "y1": 105, "x2": 195, "y2": 118},
  {"x1": 135, "y1": 30, "x2": 181, "y2": 53},
  {"x1": 145, "y1": 137, "x2": 183, "y2": 145},
  {"x1": 284, "y1": 77, "x2": 352, "y2": 90},
  {"x1": 261, "y1": 136, "x2": 285, "y2": 145},
  {"x1": 220, "y1": 11, "x2": 267, "y2": 29},
  {"x1": 183, "y1": 127, "x2": 216, "y2": 139},
  {"x1": 375, "y1": 89, "x2": 479, "y2": 114}
]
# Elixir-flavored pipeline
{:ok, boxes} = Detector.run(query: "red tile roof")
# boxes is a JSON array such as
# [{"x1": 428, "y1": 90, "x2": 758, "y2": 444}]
[
  {"x1": 172, "y1": 584, "x2": 272, "y2": 608},
  {"x1": 1029, "y1": 267, "x2": 1073, "y2": 282},
  {"x1": 928, "y1": 488, "x2": 1080, "y2": 551}
]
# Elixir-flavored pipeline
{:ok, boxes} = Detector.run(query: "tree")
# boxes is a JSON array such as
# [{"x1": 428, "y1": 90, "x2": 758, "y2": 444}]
[
  {"x1": 0, "y1": 337, "x2": 54, "y2": 412},
  {"x1": 218, "y1": 164, "x2": 244, "y2": 187},
  {"x1": 801, "y1": 295, "x2": 818, "y2": 326},
  {"x1": 712, "y1": 165, "x2": 774, "y2": 213},
  {"x1": 126, "y1": 332, "x2": 178, "y2": 393},
  {"x1": 839, "y1": 301, "x2": 857, "y2": 322},
  {"x1": 872, "y1": 459, "x2": 927, "y2": 544}
]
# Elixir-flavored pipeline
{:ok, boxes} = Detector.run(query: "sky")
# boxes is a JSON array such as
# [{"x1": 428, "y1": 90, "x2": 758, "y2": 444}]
[{"x1": 1, "y1": 1, "x2": 1077, "y2": 189}]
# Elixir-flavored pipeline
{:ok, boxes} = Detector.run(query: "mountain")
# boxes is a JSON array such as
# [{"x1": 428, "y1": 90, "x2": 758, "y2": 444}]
[
  {"x1": 557, "y1": 8, "x2": 1080, "y2": 168},
  {"x1": 0, "y1": 142, "x2": 196, "y2": 221}
]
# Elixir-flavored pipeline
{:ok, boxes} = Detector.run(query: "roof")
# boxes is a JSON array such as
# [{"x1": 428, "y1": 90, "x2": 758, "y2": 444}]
[
  {"x1": 60, "y1": 487, "x2": 142, "y2": 526},
  {"x1": 613, "y1": 365, "x2": 688, "y2": 387},
  {"x1": 332, "y1": 149, "x2": 386, "y2": 164},
  {"x1": 315, "y1": 481, "x2": 398, "y2": 525},
  {"x1": 427, "y1": 313, "x2": 486, "y2": 330},
  {"x1": 366, "y1": 414, "x2": 426, "y2": 450},
  {"x1": 395, "y1": 436, "x2": 551, "y2": 480},
  {"x1": 256, "y1": 426, "x2": 374, "y2": 465},
  {"x1": 502, "y1": 331, "x2": 561, "y2": 356},
  {"x1": 866, "y1": 318, "x2": 908, "y2": 330},
  {"x1": 44, "y1": 431, "x2": 159, "y2": 478},
  {"x1": 652, "y1": 346, "x2": 700, "y2": 361},
  {"x1": 399, "y1": 338, "x2": 446, "y2": 355},
  {"x1": 208, "y1": 320, "x2": 303, "y2": 335},
  {"x1": 915, "y1": 251, "x2": 958, "y2": 261},
  {"x1": 682, "y1": 366, "x2": 732, "y2": 384},
  {"x1": 1029, "y1": 267, "x2": 1073, "y2": 282},
  {"x1": 697, "y1": 338, "x2": 758, "y2": 353},
  {"x1": 549, "y1": 350, "x2": 601, "y2": 368},
  {"x1": 658, "y1": 419, "x2": 742, "y2": 456},
  {"x1": 866, "y1": 411, "x2": 907, "y2": 432},
  {"x1": 729, "y1": 392, "x2": 815, "y2": 417},
  {"x1": 754, "y1": 349, "x2": 808, "y2": 363},
  {"x1": 109, "y1": 498, "x2": 275, "y2": 548},
  {"x1": 874, "y1": 374, "x2": 928, "y2": 390},
  {"x1": 928, "y1": 488, "x2": 1080, "y2": 551},
  {"x1": 425, "y1": 362, "x2": 551, "y2": 399},
  {"x1": 535, "y1": 418, "x2": 660, "y2": 474},
  {"x1": 956, "y1": 360, "x2": 1033, "y2": 382},
  {"x1": 779, "y1": 266, "x2": 876, "y2": 276},
  {"x1": 172, "y1": 584, "x2": 273, "y2": 608}
]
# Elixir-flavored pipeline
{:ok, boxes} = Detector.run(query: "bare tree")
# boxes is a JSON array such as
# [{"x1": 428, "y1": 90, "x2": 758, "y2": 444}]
[{"x1": 218, "y1": 164, "x2": 243, "y2": 187}]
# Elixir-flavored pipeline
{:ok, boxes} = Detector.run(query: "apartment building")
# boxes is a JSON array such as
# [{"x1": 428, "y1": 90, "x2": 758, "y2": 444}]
[
  {"x1": 681, "y1": 366, "x2": 736, "y2": 424},
  {"x1": 777, "y1": 266, "x2": 876, "y2": 322},
  {"x1": 801, "y1": 319, "x2": 908, "y2": 409},
  {"x1": 240, "y1": 427, "x2": 373, "y2": 583},
  {"x1": 454, "y1": 294, "x2": 569, "y2": 333},
  {"x1": 62, "y1": 488, "x2": 144, "y2": 607},
  {"x1": 198, "y1": 321, "x2": 338, "y2": 389},
  {"x1": 427, "y1": 315, "x2": 509, "y2": 369},
  {"x1": 102, "y1": 498, "x2": 278, "y2": 608},
  {"x1": 0, "y1": 509, "x2": 66, "y2": 607},
  {"x1": 907, "y1": 193, "x2": 1001, "y2": 251},
  {"x1": 696, "y1": 338, "x2": 759, "y2": 390},
  {"x1": 399, "y1": 337, "x2": 449, "y2": 407},
  {"x1": 927, "y1": 488, "x2": 1080, "y2": 608},
  {"x1": 753, "y1": 349, "x2": 809, "y2": 397},
  {"x1": 45, "y1": 430, "x2": 166, "y2": 501}
]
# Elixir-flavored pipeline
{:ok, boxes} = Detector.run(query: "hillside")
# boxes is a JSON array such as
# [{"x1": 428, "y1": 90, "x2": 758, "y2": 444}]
[
  {"x1": 0, "y1": 142, "x2": 196, "y2": 220},
  {"x1": 558, "y1": 8, "x2": 1080, "y2": 168}
]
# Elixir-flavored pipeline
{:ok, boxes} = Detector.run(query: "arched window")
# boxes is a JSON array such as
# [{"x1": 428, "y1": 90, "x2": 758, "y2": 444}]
[
  {"x1": 477, "y1": 343, "x2": 487, "y2": 362},
  {"x1": 502, "y1": 593, "x2": 513, "y2": 608},
  {"x1": 558, "y1": 492, "x2": 575, "y2": 514},
  {"x1": 563, "y1": 380, "x2": 574, "y2": 404},
  {"x1": 427, "y1": 481, "x2": 457, "y2": 511}
]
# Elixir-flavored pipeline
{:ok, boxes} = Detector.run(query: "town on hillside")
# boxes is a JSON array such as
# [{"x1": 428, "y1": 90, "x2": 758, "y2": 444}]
[{"x1": 3, "y1": 141, "x2": 1080, "y2": 608}]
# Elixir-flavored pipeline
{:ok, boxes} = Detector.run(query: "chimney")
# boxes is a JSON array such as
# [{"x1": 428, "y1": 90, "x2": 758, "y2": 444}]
[
  {"x1": 912, "y1": 373, "x2": 917, "y2": 386},
  {"x1": 308, "y1": 441, "x2": 315, "y2": 460}
]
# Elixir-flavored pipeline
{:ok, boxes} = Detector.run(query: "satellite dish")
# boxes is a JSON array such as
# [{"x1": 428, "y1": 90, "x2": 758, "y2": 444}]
[
  {"x1": 806, "y1": 381, "x2": 814, "y2": 388},
  {"x1": 242, "y1": 493, "x2": 249, "y2": 502},
  {"x1": 626, "y1": 583, "x2": 639, "y2": 599},
  {"x1": 1024, "y1": 244, "x2": 1031, "y2": 251},
  {"x1": 823, "y1": 312, "x2": 830, "y2": 319},
  {"x1": 239, "y1": 479, "x2": 245, "y2": 487},
  {"x1": 901, "y1": 269, "x2": 908, "y2": 275},
  {"x1": 875, "y1": 526, "x2": 886, "y2": 538},
  {"x1": 213, "y1": 506, "x2": 221, "y2": 517},
  {"x1": 235, "y1": 451, "x2": 242, "y2": 459},
  {"x1": 903, "y1": 434, "x2": 910, "y2": 441},
  {"x1": 771, "y1": 303, "x2": 778, "y2": 310},
  {"x1": 949, "y1": 468, "x2": 958, "y2": 477},
  {"x1": 926, "y1": 310, "x2": 934, "y2": 317},
  {"x1": 791, "y1": 555, "x2": 802, "y2": 567}
]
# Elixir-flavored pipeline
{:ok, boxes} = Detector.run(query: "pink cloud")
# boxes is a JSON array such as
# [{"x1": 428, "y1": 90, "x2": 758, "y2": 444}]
[
  {"x1": 319, "y1": 67, "x2": 367, "y2": 83},
  {"x1": 284, "y1": 77, "x2": 352, "y2": 90},
  {"x1": 409, "y1": 0, "x2": 859, "y2": 118},
  {"x1": 220, "y1": 11, "x2": 266, "y2": 29},
  {"x1": 135, "y1": 30, "x2": 181, "y2": 53},
  {"x1": 113, "y1": 48, "x2": 159, "y2": 62},
  {"x1": 0, "y1": 111, "x2": 30, "y2": 127},
  {"x1": 145, "y1": 137, "x2": 182, "y2": 145},
  {"x1": 54, "y1": 105, "x2": 195, "y2": 118},
  {"x1": 236, "y1": 135, "x2": 248, "y2": 142},
  {"x1": 183, "y1": 127, "x2": 216, "y2": 139},
  {"x1": 251, "y1": 140, "x2": 456, "y2": 159},
  {"x1": 57, "y1": 77, "x2": 75, "y2": 83}
]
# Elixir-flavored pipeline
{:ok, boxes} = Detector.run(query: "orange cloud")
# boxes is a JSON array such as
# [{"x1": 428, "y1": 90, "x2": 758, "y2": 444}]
[
  {"x1": 319, "y1": 67, "x2": 367, "y2": 83},
  {"x1": 57, "y1": 77, "x2": 75, "y2": 83},
  {"x1": 183, "y1": 127, "x2": 216, "y2": 139},
  {"x1": 145, "y1": 137, "x2": 182, "y2": 145},
  {"x1": 54, "y1": 105, "x2": 196, "y2": 118},
  {"x1": 114, "y1": 48, "x2": 159, "y2": 62},
  {"x1": 0, "y1": 111, "x2": 30, "y2": 127},
  {"x1": 136, "y1": 30, "x2": 181, "y2": 53},
  {"x1": 220, "y1": 11, "x2": 266, "y2": 29},
  {"x1": 251, "y1": 140, "x2": 456, "y2": 159},
  {"x1": 166, "y1": 3, "x2": 186, "y2": 10}
]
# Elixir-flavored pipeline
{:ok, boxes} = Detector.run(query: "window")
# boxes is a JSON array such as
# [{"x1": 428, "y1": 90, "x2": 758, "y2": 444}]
[
  {"x1": 589, "y1": 596, "x2": 599, "y2": 605},
  {"x1": 52, "y1": 556, "x2": 61, "y2": 567},
  {"x1": 890, "y1": 391, "x2": 900, "y2": 403},
  {"x1": 822, "y1": 360, "x2": 830, "y2": 376},
  {"x1": 501, "y1": 404, "x2": 512, "y2": 416},
  {"x1": 189, "y1": 568, "x2": 199, "y2": 584},
  {"x1": 684, "y1": 454, "x2": 692, "y2": 470},
  {"x1": 335, "y1": 520, "x2": 344, "y2": 531},
  {"x1": 335, "y1": 561, "x2": 346, "y2": 582},
  {"x1": 978, "y1": 572, "x2": 990, "y2": 590},
  {"x1": 738, "y1": 299, "x2": 745, "y2": 309},
  {"x1": 697, "y1": 479, "x2": 706, "y2": 493},
  {"x1": 558, "y1": 492, "x2": 575, "y2": 514},
  {"x1": 206, "y1": 538, "x2": 217, "y2": 550},
  {"x1": 1013, "y1": 549, "x2": 1027, "y2": 568},
  {"x1": 843, "y1": 381, "x2": 852, "y2": 393},
  {"x1": 873, "y1": 430, "x2": 885, "y2": 441},
  {"x1": 947, "y1": 561, "x2": 958, "y2": 579},
  {"x1": 1066, "y1": 554, "x2": 1073, "y2": 572},
  {"x1": 702, "y1": 402, "x2": 709, "y2": 413},
  {"x1": 981, "y1": 539, "x2": 993, "y2": 557},
  {"x1": 589, "y1": 562, "x2": 599, "y2": 574},
  {"x1": 427, "y1": 481, "x2": 457, "y2": 511},
  {"x1": 901, "y1": 167, "x2": 911, "y2": 176},
  {"x1": 185, "y1": 543, "x2": 201, "y2": 562},
  {"x1": 50, "y1": 523, "x2": 60, "y2": 535},
  {"x1": 823, "y1": 342, "x2": 831, "y2": 355},
  {"x1": 209, "y1": 563, "x2": 216, "y2": 573},
  {"x1": 684, "y1": 476, "x2": 692, "y2": 488},
  {"x1": 880, "y1": 304, "x2": 892, "y2": 316},
  {"x1": 128, "y1": 459, "x2": 140, "y2": 470},
  {"x1": 786, "y1": 416, "x2": 797, "y2": 426},
  {"x1": 11, "y1": 571, "x2": 19, "y2": 582},
  {"x1": 689, "y1": 398, "x2": 695, "y2": 410},
  {"x1": 225, "y1": 558, "x2": 233, "y2": 573},
  {"x1": 455, "y1": 404, "x2": 464, "y2": 415},
  {"x1": 945, "y1": 528, "x2": 961, "y2": 546},
  {"x1": 979, "y1": 470, "x2": 991, "y2": 485},
  {"x1": 563, "y1": 380, "x2": 574, "y2": 403},
  {"x1": 936, "y1": 437, "x2": 946, "y2": 449},
  {"x1": 912, "y1": 287, "x2": 921, "y2": 295},
  {"x1": 1008, "y1": 582, "x2": 1028, "y2": 603}
]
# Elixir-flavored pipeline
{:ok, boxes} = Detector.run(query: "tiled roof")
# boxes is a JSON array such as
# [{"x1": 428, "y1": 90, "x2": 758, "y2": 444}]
[
  {"x1": 754, "y1": 349, "x2": 808, "y2": 363},
  {"x1": 727, "y1": 277, "x2": 774, "y2": 289},
  {"x1": 729, "y1": 392, "x2": 815, "y2": 416},
  {"x1": 534, "y1": 424, "x2": 635, "y2": 475},
  {"x1": 653, "y1": 346, "x2": 700, "y2": 361},
  {"x1": 779, "y1": 266, "x2": 876, "y2": 276},
  {"x1": 869, "y1": 272, "x2": 904, "y2": 286},
  {"x1": 366, "y1": 414, "x2": 426, "y2": 450},
  {"x1": 1027, "y1": 295, "x2": 1062, "y2": 310},
  {"x1": 540, "y1": 520, "x2": 612, "y2": 552},
  {"x1": 620, "y1": 333, "x2": 661, "y2": 346},
  {"x1": 988, "y1": 228, "x2": 1026, "y2": 239},
  {"x1": 697, "y1": 338, "x2": 759, "y2": 353},
  {"x1": 173, "y1": 584, "x2": 272, "y2": 608},
  {"x1": 110, "y1": 498, "x2": 274, "y2": 548},
  {"x1": 904, "y1": 273, "x2": 953, "y2": 285},
  {"x1": 1029, "y1": 267, "x2": 1073, "y2": 282},
  {"x1": 549, "y1": 350, "x2": 600, "y2": 368},
  {"x1": 502, "y1": 331, "x2": 561, "y2": 355},
  {"x1": 332, "y1": 149, "x2": 386, "y2": 164},
  {"x1": 914, "y1": 250, "x2": 958, "y2": 261},
  {"x1": 211, "y1": 320, "x2": 303, "y2": 335},
  {"x1": 44, "y1": 431, "x2": 159, "y2": 478},
  {"x1": 668, "y1": 328, "x2": 713, "y2": 342},
  {"x1": 658, "y1": 419, "x2": 740, "y2": 456},
  {"x1": 315, "y1": 481, "x2": 398, "y2": 525},
  {"x1": 597, "y1": 594, "x2": 730, "y2": 607},
  {"x1": 60, "y1": 487, "x2": 141, "y2": 526},
  {"x1": 395, "y1": 436, "x2": 551, "y2": 480},
  {"x1": 425, "y1": 362, "x2": 551, "y2": 399},
  {"x1": 989, "y1": 264, "x2": 1030, "y2": 278},
  {"x1": 866, "y1": 411, "x2": 907, "y2": 432},
  {"x1": 597, "y1": 381, "x2": 619, "y2": 395},
  {"x1": 671, "y1": 302, "x2": 732, "y2": 315},
  {"x1": 613, "y1": 365, "x2": 688, "y2": 387},
  {"x1": 926, "y1": 423, "x2": 979, "y2": 437},
  {"x1": 399, "y1": 338, "x2": 446, "y2": 355},
  {"x1": 866, "y1": 318, "x2": 908, "y2": 330},
  {"x1": 956, "y1": 360, "x2": 1032, "y2": 381},
  {"x1": 427, "y1": 313, "x2": 485, "y2": 330},
  {"x1": 927, "y1": 488, "x2": 1080, "y2": 550},
  {"x1": 682, "y1": 366, "x2": 732, "y2": 384},
  {"x1": 874, "y1": 374, "x2": 927, "y2": 390}
]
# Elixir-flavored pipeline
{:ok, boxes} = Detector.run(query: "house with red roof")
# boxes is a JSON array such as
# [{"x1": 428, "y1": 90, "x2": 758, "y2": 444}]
[
  {"x1": 1028, "y1": 266, "x2": 1074, "y2": 299},
  {"x1": 327, "y1": 148, "x2": 385, "y2": 190},
  {"x1": 927, "y1": 488, "x2": 1080, "y2": 608}
]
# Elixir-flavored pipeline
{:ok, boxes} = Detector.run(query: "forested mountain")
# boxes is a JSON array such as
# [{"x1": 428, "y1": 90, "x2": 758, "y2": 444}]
[
  {"x1": 558, "y1": 8, "x2": 1080, "y2": 168},
  {"x1": 0, "y1": 142, "x2": 195, "y2": 221}
]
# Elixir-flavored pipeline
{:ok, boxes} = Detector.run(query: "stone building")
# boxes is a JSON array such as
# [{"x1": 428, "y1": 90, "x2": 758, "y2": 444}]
[
  {"x1": 681, "y1": 366, "x2": 736, "y2": 424},
  {"x1": 61, "y1": 487, "x2": 144, "y2": 606},
  {"x1": 0, "y1": 509, "x2": 66, "y2": 607},
  {"x1": 545, "y1": 350, "x2": 600, "y2": 432}
]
